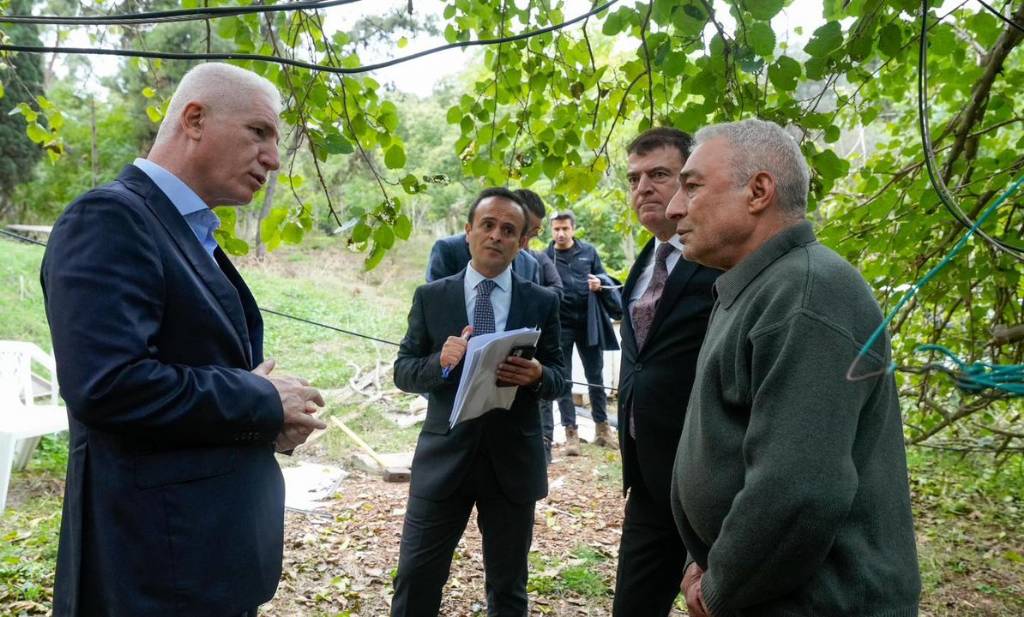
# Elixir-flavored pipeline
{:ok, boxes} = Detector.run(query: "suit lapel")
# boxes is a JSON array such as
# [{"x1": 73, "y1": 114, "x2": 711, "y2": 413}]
[
  {"x1": 505, "y1": 274, "x2": 528, "y2": 331},
  {"x1": 646, "y1": 256, "x2": 699, "y2": 340},
  {"x1": 441, "y1": 272, "x2": 470, "y2": 337},
  {"x1": 121, "y1": 167, "x2": 253, "y2": 366}
]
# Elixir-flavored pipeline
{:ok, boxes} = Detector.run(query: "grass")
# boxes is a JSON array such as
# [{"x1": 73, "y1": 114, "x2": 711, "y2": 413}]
[
  {"x1": 3, "y1": 234, "x2": 1024, "y2": 615},
  {"x1": 528, "y1": 544, "x2": 613, "y2": 598}
]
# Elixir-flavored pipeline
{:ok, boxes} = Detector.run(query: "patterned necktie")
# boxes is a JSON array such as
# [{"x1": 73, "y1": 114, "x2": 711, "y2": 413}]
[
  {"x1": 631, "y1": 242, "x2": 675, "y2": 351},
  {"x1": 473, "y1": 279, "x2": 497, "y2": 335}
]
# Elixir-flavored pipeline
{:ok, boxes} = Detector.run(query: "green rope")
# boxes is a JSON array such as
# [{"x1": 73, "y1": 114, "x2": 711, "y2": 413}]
[
  {"x1": 848, "y1": 170, "x2": 1024, "y2": 397},
  {"x1": 914, "y1": 344, "x2": 1024, "y2": 396}
]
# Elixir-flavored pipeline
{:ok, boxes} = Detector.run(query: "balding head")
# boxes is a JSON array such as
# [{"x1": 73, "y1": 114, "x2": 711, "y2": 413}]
[{"x1": 153, "y1": 63, "x2": 281, "y2": 147}]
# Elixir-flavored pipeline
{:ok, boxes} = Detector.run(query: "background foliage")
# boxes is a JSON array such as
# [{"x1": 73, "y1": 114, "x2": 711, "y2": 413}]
[{"x1": 0, "y1": 0, "x2": 1021, "y2": 450}]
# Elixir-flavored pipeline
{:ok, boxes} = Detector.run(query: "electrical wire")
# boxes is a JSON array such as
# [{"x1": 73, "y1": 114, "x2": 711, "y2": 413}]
[
  {"x1": 0, "y1": 0, "x2": 364, "y2": 26},
  {"x1": 975, "y1": 0, "x2": 1024, "y2": 34},
  {"x1": 918, "y1": 0, "x2": 1024, "y2": 258},
  {"x1": 0, "y1": 0, "x2": 620, "y2": 77},
  {"x1": 0, "y1": 231, "x2": 618, "y2": 393}
]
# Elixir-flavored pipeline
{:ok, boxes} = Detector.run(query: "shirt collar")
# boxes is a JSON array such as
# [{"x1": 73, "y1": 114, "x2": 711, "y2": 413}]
[
  {"x1": 654, "y1": 235, "x2": 684, "y2": 255},
  {"x1": 466, "y1": 262, "x2": 512, "y2": 292},
  {"x1": 714, "y1": 221, "x2": 817, "y2": 309},
  {"x1": 133, "y1": 157, "x2": 209, "y2": 218}
]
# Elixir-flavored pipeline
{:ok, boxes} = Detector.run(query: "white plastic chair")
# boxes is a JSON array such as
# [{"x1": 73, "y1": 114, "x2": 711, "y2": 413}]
[{"x1": 0, "y1": 341, "x2": 69, "y2": 513}]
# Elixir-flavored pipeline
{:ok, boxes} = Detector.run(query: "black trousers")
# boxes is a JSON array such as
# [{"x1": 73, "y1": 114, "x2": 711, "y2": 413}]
[
  {"x1": 555, "y1": 323, "x2": 608, "y2": 425},
  {"x1": 613, "y1": 475, "x2": 687, "y2": 616},
  {"x1": 391, "y1": 455, "x2": 536, "y2": 617}
]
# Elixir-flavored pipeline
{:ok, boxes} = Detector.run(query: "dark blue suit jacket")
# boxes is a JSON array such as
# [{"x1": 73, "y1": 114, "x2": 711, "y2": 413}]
[
  {"x1": 425, "y1": 233, "x2": 541, "y2": 284},
  {"x1": 394, "y1": 271, "x2": 565, "y2": 504},
  {"x1": 41, "y1": 165, "x2": 286, "y2": 616}
]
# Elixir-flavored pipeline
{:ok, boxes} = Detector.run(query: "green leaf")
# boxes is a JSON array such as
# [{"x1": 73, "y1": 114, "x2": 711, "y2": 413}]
[
  {"x1": 365, "y1": 243, "x2": 386, "y2": 270},
  {"x1": 542, "y1": 156, "x2": 561, "y2": 180},
  {"x1": 747, "y1": 22, "x2": 776, "y2": 57},
  {"x1": 394, "y1": 214, "x2": 412, "y2": 240},
  {"x1": 446, "y1": 106, "x2": 461, "y2": 124},
  {"x1": 145, "y1": 106, "x2": 163, "y2": 123},
  {"x1": 804, "y1": 21, "x2": 843, "y2": 58},
  {"x1": 812, "y1": 148, "x2": 849, "y2": 182},
  {"x1": 768, "y1": 56, "x2": 801, "y2": 91},
  {"x1": 142, "y1": 87, "x2": 156, "y2": 99},
  {"x1": 824, "y1": 125, "x2": 841, "y2": 144},
  {"x1": 748, "y1": 0, "x2": 785, "y2": 20},
  {"x1": 25, "y1": 123, "x2": 47, "y2": 144},
  {"x1": 878, "y1": 23, "x2": 902, "y2": 59},
  {"x1": 0, "y1": 83, "x2": 4, "y2": 99},
  {"x1": 352, "y1": 221, "x2": 371, "y2": 243},
  {"x1": 324, "y1": 132, "x2": 354, "y2": 154},
  {"x1": 281, "y1": 222, "x2": 303, "y2": 244},
  {"x1": 397, "y1": 36, "x2": 409, "y2": 49},
  {"x1": 384, "y1": 144, "x2": 406, "y2": 169},
  {"x1": 374, "y1": 224, "x2": 395, "y2": 249}
]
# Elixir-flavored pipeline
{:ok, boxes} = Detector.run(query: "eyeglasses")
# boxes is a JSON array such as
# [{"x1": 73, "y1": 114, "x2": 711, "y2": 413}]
[{"x1": 626, "y1": 168, "x2": 677, "y2": 190}]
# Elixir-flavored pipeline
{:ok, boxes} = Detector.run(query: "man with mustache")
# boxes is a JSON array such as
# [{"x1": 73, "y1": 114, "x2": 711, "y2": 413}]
[{"x1": 666, "y1": 119, "x2": 920, "y2": 617}]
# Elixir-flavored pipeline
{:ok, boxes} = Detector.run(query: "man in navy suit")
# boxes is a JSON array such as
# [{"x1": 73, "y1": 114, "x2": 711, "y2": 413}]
[
  {"x1": 612, "y1": 128, "x2": 720, "y2": 616},
  {"x1": 41, "y1": 63, "x2": 326, "y2": 617},
  {"x1": 391, "y1": 188, "x2": 565, "y2": 616}
]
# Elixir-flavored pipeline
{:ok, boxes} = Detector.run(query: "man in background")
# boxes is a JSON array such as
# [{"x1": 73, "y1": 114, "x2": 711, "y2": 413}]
[
  {"x1": 42, "y1": 63, "x2": 326, "y2": 617},
  {"x1": 667, "y1": 119, "x2": 920, "y2": 617},
  {"x1": 515, "y1": 188, "x2": 562, "y2": 463},
  {"x1": 546, "y1": 211, "x2": 620, "y2": 455},
  {"x1": 613, "y1": 127, "x2": 719, "y2": 616}
]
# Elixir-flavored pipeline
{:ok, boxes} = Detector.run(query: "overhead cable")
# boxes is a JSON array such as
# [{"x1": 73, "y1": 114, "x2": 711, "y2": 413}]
[{"x1": 0, "y1": 1, "x2": 619, "y2": 76}]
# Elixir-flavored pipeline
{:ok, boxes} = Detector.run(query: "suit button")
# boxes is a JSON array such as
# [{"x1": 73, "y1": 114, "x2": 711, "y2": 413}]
[{"x1": 635, "y1": 363, "x2": 643, "y2": 371}]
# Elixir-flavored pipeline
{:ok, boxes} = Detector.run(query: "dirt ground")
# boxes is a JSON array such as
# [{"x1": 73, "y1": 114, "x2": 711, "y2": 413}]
[{"x1": 262, "y1": 444, "x2": 653, "y2": 617}]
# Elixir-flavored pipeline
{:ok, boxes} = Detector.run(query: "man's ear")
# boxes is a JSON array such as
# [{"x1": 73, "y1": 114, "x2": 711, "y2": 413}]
[
  {"x1": 748, "y1": 171, "x2": 776, "y2": 215},
  {"x1": 180, "y1": 102, "x2": 206, "y2": 140},
  {"x1": 465, "y1": 221, "x2": 473, "y2": 236}
]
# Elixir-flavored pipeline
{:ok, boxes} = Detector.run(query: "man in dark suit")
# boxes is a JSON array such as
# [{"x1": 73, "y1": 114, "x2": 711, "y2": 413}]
[
  {"x1": 514, "y1": 188, "x2": 562, "y2": 464},
  {"x1": 612, "y1": 128, "x2": 720, "y2": 616},
  {"x1": 41, "y1": 63, "x2": 326, "y2": 617},
  {"x1": 391, "y1": 187, "x2": 565, "y2": 617}
]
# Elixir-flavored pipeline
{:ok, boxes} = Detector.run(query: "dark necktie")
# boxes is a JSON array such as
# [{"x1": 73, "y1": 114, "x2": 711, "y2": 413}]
[
  {"x1": 631, "y1": 242, "x2": 674, "y2": 351},
  {"x1": 629, "y1": 242, "x2": 674, "y2": 440},
  {"x1": 473, "y1": 279, "x2": 497, "y2": 335}
]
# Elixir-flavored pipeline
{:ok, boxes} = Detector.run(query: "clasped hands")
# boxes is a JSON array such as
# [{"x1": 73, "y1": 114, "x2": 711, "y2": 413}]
[
  {"x1": 440, "y1": 325, "x2": 542, "y2": 386},
  {"x1": 253, "y1": 359, "x2": 327, "y2": 452},
  {"x1": 681, "y1": 562, "x2": 711, "y2": 617}
]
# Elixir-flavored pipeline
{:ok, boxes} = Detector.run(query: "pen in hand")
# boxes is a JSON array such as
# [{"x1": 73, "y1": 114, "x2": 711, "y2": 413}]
[{"x1": 441, "y1": 325, "x2": 474, "y2": 379}]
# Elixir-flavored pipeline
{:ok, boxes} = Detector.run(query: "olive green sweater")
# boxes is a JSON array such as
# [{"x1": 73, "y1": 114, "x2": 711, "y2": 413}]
[{"x1": 671, "y1": 222, "x2": 920, "y2": 617}]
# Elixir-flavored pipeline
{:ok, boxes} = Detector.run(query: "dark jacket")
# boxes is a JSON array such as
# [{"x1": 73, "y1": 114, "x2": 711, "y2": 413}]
[
  {"x1": 41, "y1": 166, "x2": 285, "y2": 617},
  {"x1": 618, "y1": 239, "x2": 719, "y2": 504},
  {"x1": 394, "y1": 271, "x2": 565, "y2": 504},
  {"x1": 545, "y1": 239, "x2": 612, "y2": 330},
  {"x1": 528, "y1": 248, "x2": 562, "y2": 297},
  {"x1": 426, "y1": 233, "x2": 540, "y2": 284},
  {"x1": 586, "y1": 273, "x2": 622, "y2": 351}
]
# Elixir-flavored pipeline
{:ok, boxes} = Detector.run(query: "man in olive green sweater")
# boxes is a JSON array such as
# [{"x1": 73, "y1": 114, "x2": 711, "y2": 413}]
[{"x1": 664, "y1": 119, "x2": 920, "y2": 617}]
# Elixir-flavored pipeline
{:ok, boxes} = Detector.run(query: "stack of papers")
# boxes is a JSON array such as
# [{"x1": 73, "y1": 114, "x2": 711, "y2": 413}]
[{"x1": 449, "y1": 327, "x2": 541, "y2": 429}]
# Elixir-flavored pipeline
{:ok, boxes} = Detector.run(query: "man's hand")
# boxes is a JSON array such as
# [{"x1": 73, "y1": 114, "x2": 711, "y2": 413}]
[
  {"x1": 252, "y1": 359, "x2": 326, "y2": 451},
  {"x1": 495, "y1": 355, "x2": 543, "y2": 386},
  {"x1": 587, "y1": 273, "x2": 602, "y2": 292},
  {"x1": 440, "y1": 325, "x2": 473, "y2": 370},
  {"x1": 681, "y1": 562, "x2": 710, "y2": 617}
]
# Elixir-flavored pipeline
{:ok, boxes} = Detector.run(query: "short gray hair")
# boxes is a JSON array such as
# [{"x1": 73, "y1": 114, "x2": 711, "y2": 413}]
[
  {"x1": 154, "y1": 63, "x2": 282, "y2": 145},
  {"x1": 694, "y1": 119, "x2": 810, "y2": 216}
]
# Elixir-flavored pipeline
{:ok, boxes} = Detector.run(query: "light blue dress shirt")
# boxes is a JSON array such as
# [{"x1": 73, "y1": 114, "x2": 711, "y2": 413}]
[
  {"x1": 133, "y1": 158, "x2": 220, "y2": 260},
  {"x1": 464, "y1": 263, "x2": 512, "y2": 333}
]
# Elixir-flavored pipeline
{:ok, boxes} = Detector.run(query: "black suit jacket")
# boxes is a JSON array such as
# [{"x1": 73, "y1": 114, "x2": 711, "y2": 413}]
[
  {"x1": 617, "y1": 239, "x2": 719, "y2": 505},
  {"x1": 41, "y1": 166, "x2": 286, "y2": 616},
  {"x1": 394, "y1": 271, "x2": 565, "y2": 504}
]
